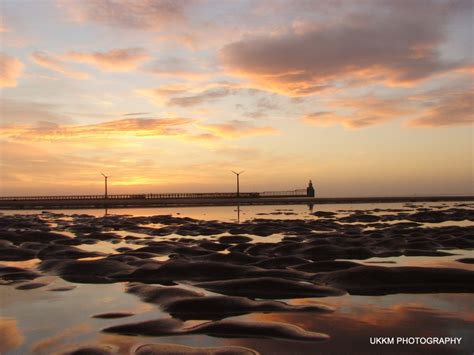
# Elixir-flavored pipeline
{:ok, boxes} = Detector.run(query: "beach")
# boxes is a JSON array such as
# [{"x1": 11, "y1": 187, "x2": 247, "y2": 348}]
[{"x1": 1, "y1": 201, "x2": 473, "y2": 354}]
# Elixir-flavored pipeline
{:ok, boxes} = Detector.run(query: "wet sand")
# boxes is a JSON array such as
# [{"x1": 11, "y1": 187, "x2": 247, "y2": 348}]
[{"x1": 0, "y1": 202, "x2": 473, "y2": 354}]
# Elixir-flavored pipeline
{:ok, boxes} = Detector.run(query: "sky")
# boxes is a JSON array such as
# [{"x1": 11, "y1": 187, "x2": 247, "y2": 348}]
[{"x1": 0, "y1": 0, "x2": 472, "y2": 197}]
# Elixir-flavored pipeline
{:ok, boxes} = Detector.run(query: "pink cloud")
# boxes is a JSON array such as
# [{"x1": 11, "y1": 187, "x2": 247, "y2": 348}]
[
  {"x1": 65, "y1": 48, "x2": 150, "y2": 71},
  {"x1": 30, "y1": 51, "x2": 89, "y2": 80},
  {"x1": 408, "y1": 90, "x2": 473, "y2": 127},
  {"x1": 0, "y1": 52, "x2": 23, "y2": 87}
]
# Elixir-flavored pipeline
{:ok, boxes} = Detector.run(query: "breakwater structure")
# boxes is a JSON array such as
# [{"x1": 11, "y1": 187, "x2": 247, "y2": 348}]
[
  {"x1": 0, "y1": 181, "x2": 315, "y2": 209},
  {"x1": 0, "y1": 180, "x2": 472, "y2": 209}
]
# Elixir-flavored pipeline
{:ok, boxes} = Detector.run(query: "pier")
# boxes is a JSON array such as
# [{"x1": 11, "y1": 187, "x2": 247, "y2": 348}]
[{"x1": 0, "y1": 192, "x2": 472, "y2": 210}]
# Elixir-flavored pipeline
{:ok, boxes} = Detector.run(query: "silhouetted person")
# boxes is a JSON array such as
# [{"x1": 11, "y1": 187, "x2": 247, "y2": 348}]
[{"x1": 307, "y1": 180, "x2": 315, "y2": 197}]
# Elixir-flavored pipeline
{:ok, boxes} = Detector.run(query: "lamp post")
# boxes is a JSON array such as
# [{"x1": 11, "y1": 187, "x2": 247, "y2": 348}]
[
  {"x1": 231, "y1": 170, "x2": 244, "y2": 197},
  {"x1": 100, "y1": 172, "x2": 109, "y2": 199}
]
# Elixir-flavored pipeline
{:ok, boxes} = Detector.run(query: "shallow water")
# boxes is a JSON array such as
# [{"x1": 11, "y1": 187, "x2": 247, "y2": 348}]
[{"x1": 1, "y1": 202, "x2": 473, "y2": 354}]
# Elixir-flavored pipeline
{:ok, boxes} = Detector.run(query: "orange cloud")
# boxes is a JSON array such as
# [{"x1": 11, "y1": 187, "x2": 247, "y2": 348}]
[
  {"x1": 30, "y1": 51, "x2": 89, "y2": 80},
  {"x1": 220, "y1": 3, "x2": 465, "y2": 96},
  {"x1": 303, "y1": 95, "x2": 413, "y2": 129},
  {"x1": 65, "y1": 48, "x2": 150, "y2": 71},
  {"x1": 0, "y1": 117, "x2": 194, "y2": 141},
  {"x1": 407, "y1": 90, "x2": 473, "y2": 127},
  {"x1": 0, "y1": 52, "x2": 23, "y2": 87},
  {"x1": 200, "y1": 120, "x2": 278, "y2": 138},
  {"x1": 137, "y1": 82, "x2": 254, "y2": 107}
]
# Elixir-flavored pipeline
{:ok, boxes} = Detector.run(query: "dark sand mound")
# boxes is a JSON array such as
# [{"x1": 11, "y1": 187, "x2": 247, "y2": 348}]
[
  {"x1": 134, "y1": 243, "x2": 177, "y2": 255},
  {"x1": 218, "y1": 235, "x2": 253, "y2": 244},
  {"x1": 92, "y1": 312, "x2": 134, "y2": 319},
  {"x1": 252, "y1": 256, "x2": 309, "y2": 269},
  {"x1": 189, "y1": 251, "x2": 264, "y2": 265},
  {"x1": 103, "y1": 318, "x2": 329, "y2": 342},
  {"x1": 456, "y1": 258, "x2": 474, "y2": 264},
  {"x1": 124, "y1": 260, "x2": 263, "y2": 283},
  {"x1": 62, "y1": 345, "x2": 115, "y2": 355},
  {"x1": 312, "y1": 211, "x2": 337, "y2": 218},
  {"x1": 0, "y1": 265, "x2": 41, "y2": 282},
  {"x1": 44, "y1": 259, "x2": 136, "y2": 283},
  {"x1": 340, "y1": 213, "x2": 381, "y2": 223},
  {"x1": 292, "y1": 260, "x2": 362, "y2": 272},
  {"x1": 198, "y1": 241, "x2": 230, "y2": 251},
  {"x1": 402, "y1": 249, "x2": 455, "y2": 257},
  {"x1": 127, "y1": 283, "x2": 204, "y2": 304},
  {"x1": 299, "y1": 245, "x2": 374, "y2": 261},
  {"x1": 196, "y1": 277, "x2": 345, "y2": 299},
  {"x1": 103, "y1": 318, "x2": 184, "y2": 336},
  {"x1": 19, "y1": 241, "x2": 48, "y2": 250},
  {"x1": 162, "y1": 295, "x2": 333, "y2": 320},
  {"x1": 133, "y1": 343, "x2": 258, "y2": 355},
  {"x1": 187, "y1": 320, "x2": 329, "y2": 341},
  {"x1": 313, "y1": 265, "x2": 474, "y2": 295},
  {"x1": 86, "y1": 233, "x2": 122, "y2": 241},
  {"x1": 0, "y1": 246, "x2": 37, "y2": 261},
  {"x1": 48, "y1": 286, "x2": 77, "y2": 291},
  {"x1": 15, "y1": 282, "x2": 49, "y2": 290},
  {"x1": 0, "y1": 230, "x2": 71, "y2": 245},
  {"x1": 406, "y1": 208, "x2": 474, "y2": 223},
  {"x1": 37, "y1": 245, "x2": 106, "y2": 260}
]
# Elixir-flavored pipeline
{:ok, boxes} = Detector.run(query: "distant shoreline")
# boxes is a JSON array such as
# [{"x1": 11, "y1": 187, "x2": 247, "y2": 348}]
[{"x1": 0, "y1": 195, "x2": 472, "y2": 210}]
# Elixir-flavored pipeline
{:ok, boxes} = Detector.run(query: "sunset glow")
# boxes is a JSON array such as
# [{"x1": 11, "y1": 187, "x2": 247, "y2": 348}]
[{"x1": 0, "y1": 0, "x2": 472, "y2": 196}]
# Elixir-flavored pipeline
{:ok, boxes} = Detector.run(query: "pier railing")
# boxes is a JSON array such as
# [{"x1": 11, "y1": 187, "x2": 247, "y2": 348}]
[
  {"x1": 0, "y1": 189, "x2": 308, "y2": 201},
  {"x1": 260, "y1": 189, "x2": 307, "y2": 197}
]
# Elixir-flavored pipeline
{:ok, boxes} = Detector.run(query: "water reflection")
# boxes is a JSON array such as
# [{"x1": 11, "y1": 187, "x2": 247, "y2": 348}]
[
  {"x1": 224, "y1": 295, "x2": 474, "y2": 355},
  {"x1": 30, "y1": 323, "x2": 92, "y2": 354},
  {"x1": 6, "y1": 201, "x2": 467, "y2": 221},
  {"x1": 0, "y1": 318, "x2": 24, "y2": 353}
]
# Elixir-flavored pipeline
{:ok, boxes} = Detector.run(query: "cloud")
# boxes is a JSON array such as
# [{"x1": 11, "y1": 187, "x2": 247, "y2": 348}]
[
  {"x1": 200, "y1": 120, "x2": 278, "y2": 138},
  {"x1": 220, "y1": 1, "x2": 467, "y2": 95},
  {"x1": 146, "y1": 56, "x2": 212, "y2": 79},
  {"x1": 303, "y1": 85, "x2": 474, "y2": 129},
  {"x1": 302, "y1": 95, "x2": 413, "y2": 129},
  {"x1": 0, "y1": 52, "x2": 23, "y2": 87},
  {"x1": 0, "y1": 117, "x2": 194, "y2": 141},
  {"x1": 0, "y1": 98, "x2": 69, "y2": 125},
  {"x1": 122, "y1": 112, "x2": 151, "y2": 117},
  {"x1": 408, "y1": 90, "x2": 473, "y2": 127},
  {"x1": 137, "y1": 82, "x2": 247, "y2": 107},
  {"x1": 30, "y1": 51, "x2": 89, "y2": 80},
  {"x1": 238, "y1": 96, "x2": 282, "y2": 119},
  {"x1": 0, "y1": 16, "x2": 9, "y2": 33},
  {"x1": 138, "y1": 83, "x2": 191, "y2": 98},
  {"x1": 59, "y1": 0, "x2": 189, "y2": 30},
  {"x1": 168, "y1": 87, "x2": 238, "y2": 107},
  {"x1": 65, "y1": 48, "x2": 150, "y2": 71}
]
